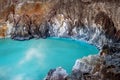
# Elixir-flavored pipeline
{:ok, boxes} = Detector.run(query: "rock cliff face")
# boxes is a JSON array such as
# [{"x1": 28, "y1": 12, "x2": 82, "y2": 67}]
[
  {"x1": 0, "y1": 0, "x2": 120, "y2": 42},
  {"x1": 0, "y1": 0, "x2": 120, "y2": 80},
  {"x1": 0, "y1": 0, "x2": 119, "y2": 46}
]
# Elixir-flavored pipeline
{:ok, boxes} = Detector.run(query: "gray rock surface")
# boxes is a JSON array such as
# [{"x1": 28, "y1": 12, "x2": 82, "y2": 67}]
[{"x1": 44, "y1": 67, "x2": 68, "y2": 80}]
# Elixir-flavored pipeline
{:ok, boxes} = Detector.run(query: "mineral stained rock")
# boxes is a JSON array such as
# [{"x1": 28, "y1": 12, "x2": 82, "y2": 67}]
[
  {"x1": 0, "y1": 0, "x2": 120, "y2": 80},
  {"x1": 0, "y1": 0, "x2": 120, "y2": 41}
]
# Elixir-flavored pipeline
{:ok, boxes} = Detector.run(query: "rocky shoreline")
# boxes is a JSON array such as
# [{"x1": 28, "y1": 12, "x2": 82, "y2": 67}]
[
  {"x1": 0, "y1": 0, "x2": 120, "y2": 80},
  {"x1": 44, "y1": 44, "x2": 120, "y2": 80}
]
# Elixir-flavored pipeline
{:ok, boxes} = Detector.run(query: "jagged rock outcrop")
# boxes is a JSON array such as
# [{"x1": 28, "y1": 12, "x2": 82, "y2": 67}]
[
  {"x1": 0, "y1": 0, "x2": 120, "y2": 80},
  {"x1": 45, "y1": 45, "x2": 120, "y2": 80},
  {"x1": 70, "y1": 44, "x2": 120, "y2": 80},
  {"x1": 0, "y1": 0, "x2": 119, "y2": 41}
]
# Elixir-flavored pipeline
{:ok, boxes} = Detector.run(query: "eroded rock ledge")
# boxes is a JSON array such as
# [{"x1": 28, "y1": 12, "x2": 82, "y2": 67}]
[
  {"x1": 45, "y1": 45, "x2": 120, "y2": 80},
  {"x1": 0, "y1": 0, "x2": 120, "y2": 80}
]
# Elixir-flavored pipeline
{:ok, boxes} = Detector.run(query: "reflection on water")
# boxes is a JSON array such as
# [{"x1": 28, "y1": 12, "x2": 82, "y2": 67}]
[{"x1": 0, "y1": 38, "x2": 99, "y2": 80}]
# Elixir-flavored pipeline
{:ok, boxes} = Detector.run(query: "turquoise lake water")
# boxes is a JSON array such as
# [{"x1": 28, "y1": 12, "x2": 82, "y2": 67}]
[{"x1": 0, "y1": 37, "x2": 99, "y2": 80}]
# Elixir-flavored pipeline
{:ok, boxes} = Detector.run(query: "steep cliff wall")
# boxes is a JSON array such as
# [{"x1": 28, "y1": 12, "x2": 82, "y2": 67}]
[
  {"x1": 0, "y1": 0, "x2": 120, "y2": 80},
  {"x1": 0, "y1": 0, "x2": 120, "y2": 41}
]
